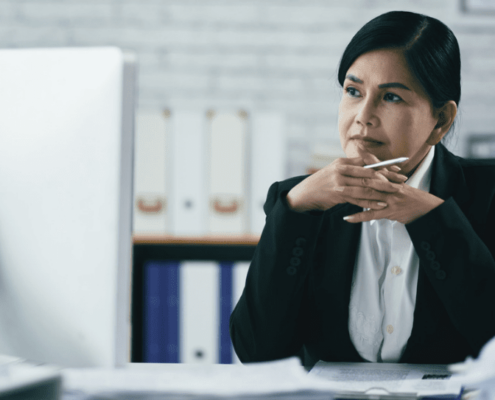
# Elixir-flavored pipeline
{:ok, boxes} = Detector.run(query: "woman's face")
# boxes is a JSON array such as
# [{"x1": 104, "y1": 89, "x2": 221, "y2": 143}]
[{"x1": 338, "y1": 48, "x2": 439, "y2": 176}]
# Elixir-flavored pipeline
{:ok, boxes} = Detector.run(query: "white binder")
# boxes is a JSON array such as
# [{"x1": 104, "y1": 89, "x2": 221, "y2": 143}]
[
  {"x1": 133, "y1": 110, "x2": 169, "y2": 234},
  {"x1": 169, "y1": 111, "x2": 207, "y2": 236},
  {"x1": 208, "y1": 111, "x2": 248, "y2": 234},
  {"x1": 179, "y1": 262, "x2": 219, "y2": 364},
  {"x1": 250, "y1": 113, "x2": 286, "y2": 234},
  {"x1": 232, "y1": 262, "x2": 250, "y2": 364}
]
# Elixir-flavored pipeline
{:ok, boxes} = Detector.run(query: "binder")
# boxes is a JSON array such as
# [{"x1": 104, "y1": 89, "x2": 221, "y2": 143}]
[
  {"x1": 143, "y1": 261, "x2": 251, "y2": 364},
  {"x1": 169, "y1": 111, "x2": 207, "y2": 236},
  {"x1": 219, "y1": 262, "x2": 234, "y2": 364},
  {"x1": 232, "y1": 262, "x2": 250, "y2": 364},
  {"x1": 133, "y1": 110, "x2": 169, "y2": 234},
  {"x1": 250, "y1": 113, "x2": 286, "y2": 234},
  {"x1": 207, "y1": 111, "x2": 248, "y2": 234},
  {"x1": 179, "y1": 262, "x2": 219, "y2": 364},
  {"x1": 144, "y1": 261, "x2": 180, "y2": 363}
]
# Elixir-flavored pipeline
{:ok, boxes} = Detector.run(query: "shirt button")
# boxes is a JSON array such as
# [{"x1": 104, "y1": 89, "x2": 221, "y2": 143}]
[
  {"x1": 391, "y1": 266, "x2": 402, "y2": 275},
  {"x1": 386, "y1": 325, "x2": 394, "y2": 334}
]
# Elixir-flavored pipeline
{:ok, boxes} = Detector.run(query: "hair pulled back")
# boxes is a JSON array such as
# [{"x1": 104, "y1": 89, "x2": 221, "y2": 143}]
[{"x1": 338, "y1": 11, "x2": 461, "y2": 112}]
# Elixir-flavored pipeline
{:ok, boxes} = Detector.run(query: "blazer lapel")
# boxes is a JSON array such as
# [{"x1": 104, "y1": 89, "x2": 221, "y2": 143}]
[
  {"x1": 429, "y1": 143, "x2": 469, "y2": 203},
  {"x1": 401, "y1": 143, "x2": 468, "y2": 362},
  {"x1": 312, "y1": 203, "x2": 365, "y2": 361}
]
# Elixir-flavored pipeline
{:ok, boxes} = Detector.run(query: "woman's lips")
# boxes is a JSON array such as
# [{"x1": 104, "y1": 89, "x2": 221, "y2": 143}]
[{"x1": 352, "y1": 137, "x2": 384, "y2": 147}]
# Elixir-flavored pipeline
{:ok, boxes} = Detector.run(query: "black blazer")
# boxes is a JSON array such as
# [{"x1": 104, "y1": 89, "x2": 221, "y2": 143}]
[{"x1": 230, "y1": 143, "x2": 495, "y2": 368}]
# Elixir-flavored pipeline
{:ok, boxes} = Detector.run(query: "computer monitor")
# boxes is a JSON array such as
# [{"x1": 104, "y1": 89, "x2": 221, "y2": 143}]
[{"x1": 0, "y1": 47, "x2": 135, "y2": 368}]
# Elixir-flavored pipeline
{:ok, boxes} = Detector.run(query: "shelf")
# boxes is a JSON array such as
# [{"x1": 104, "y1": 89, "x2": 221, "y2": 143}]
[{"x1": 132, "y1": 234, "x2": 260, "y2": 246}]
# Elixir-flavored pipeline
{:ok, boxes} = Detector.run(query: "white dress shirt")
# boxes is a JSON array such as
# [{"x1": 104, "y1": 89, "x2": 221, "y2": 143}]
[{"x1": 348, "y1": 147, "x2": 435, "y2": 362}]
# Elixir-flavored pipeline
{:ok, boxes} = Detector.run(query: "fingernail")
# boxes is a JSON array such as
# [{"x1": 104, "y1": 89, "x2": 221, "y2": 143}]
[
  {"x1": 343, "y1": 216, "x2": 354, "y2": 221},
  {"x1": 390, "y1": 165, "x2": 401, "y2": 172},
  {"x1": 334, "y1": 186, "x2": 344, "y2": 192},
  {"x1": 377, "y1": 202, "x2": 387, "y2": 207},
  {"x1": 399, "y1": 175, "x2": 408, "y2": 181}
]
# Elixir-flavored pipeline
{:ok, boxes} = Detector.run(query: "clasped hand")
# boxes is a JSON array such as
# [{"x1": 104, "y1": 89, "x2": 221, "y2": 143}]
[{"x1": 286, "y1": 155, "x2": 444, "y2": 225}]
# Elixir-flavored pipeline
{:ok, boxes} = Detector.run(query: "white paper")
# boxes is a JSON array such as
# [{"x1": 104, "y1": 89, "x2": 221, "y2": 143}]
[
  {"x1": 62, "y1": 357, "x2": 337, "y2": 398},
  {"x1": 309, "y1": 362, "x2": 462, "y2": 396},
  {"x1": 449, "y1": 335, "x2": 495, "y2": 400}
]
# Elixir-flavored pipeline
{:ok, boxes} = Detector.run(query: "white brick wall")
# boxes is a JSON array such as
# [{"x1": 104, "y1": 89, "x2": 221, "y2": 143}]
[{"x1": 1, "y1": 0, "x2": 495, "y2": 176}]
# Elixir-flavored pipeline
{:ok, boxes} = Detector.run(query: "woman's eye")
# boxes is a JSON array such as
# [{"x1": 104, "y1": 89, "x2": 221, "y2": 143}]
[
  {"x1": 345, "y1": 87, "x2": 361, "y2": 97},
  {"x1": 384, "y1": 93, "x2": 402, "y2": 103}
]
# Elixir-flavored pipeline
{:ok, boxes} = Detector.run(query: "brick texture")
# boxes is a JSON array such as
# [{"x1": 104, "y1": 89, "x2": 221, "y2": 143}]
[{"x1": 1, "y1": 0, "x2": 495, "y2": 176}]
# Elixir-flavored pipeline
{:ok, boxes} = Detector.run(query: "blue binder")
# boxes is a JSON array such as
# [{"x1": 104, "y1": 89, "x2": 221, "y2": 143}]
[
  {"x1": 144, "y1": 261, "x2": 180, "y2": 363},
  {"x1": 143, "y1": 261, "x2": 235, "y2": 364}
]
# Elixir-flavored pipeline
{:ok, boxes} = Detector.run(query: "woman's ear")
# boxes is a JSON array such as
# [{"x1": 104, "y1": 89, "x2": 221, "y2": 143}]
[{"x1": 427, "y1": 100, "x2": 458, "y2": 145}]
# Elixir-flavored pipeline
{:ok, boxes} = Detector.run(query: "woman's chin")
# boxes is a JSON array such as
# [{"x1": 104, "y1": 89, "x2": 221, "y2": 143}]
[{"x1": 344, "y1": 144, "x2": 389, "y2": 161}]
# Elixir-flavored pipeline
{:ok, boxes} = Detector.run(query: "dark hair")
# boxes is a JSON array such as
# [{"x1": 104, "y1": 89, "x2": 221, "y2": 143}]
[{"x1": 338, "y1": 11, "x2": 461, "y2": 136}]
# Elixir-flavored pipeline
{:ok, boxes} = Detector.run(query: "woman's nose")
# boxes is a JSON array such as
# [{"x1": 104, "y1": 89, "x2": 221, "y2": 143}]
[{"x1": 355, "y1": 97, "x2": 378, "y2": 127}]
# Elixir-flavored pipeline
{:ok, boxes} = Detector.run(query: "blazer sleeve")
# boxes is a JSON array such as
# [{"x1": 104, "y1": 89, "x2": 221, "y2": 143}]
[
  {"x1": 406, "y1": 167, "x2": 495, "y2": 356},
  {"x1": 229, "y1": 178, "x2": 325, "y2": 362}
]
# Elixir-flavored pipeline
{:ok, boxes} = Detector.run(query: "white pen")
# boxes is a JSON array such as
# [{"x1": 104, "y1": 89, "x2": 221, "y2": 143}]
[{"x1": 363, "y1": 157, "x2": 409, "y2": 169}]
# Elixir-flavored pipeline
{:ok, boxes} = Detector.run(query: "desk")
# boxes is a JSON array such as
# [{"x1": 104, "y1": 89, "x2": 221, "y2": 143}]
[
  {"x1": 59, "y1": 362, "x2": 479, "y2": 400},
  {"x1": 126, "y1": 361, "x2": 242, "y2": 372}
]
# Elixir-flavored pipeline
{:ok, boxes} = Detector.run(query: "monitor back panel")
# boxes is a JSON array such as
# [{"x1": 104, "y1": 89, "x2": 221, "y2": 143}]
[{"x1": 0, "y1": 47, "x2": 135, "y2": 368}]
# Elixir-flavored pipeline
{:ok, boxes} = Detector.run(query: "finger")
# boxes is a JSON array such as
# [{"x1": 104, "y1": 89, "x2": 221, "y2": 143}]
[
  {"x1": 336, "y1": 164, "x2": 388, "y2": 182},
  {"x1": 343, "y1": 198, "x2": 388, "y2": 210},
  {"x1": 336, "y1": 173, "x2": 403, "y2": 193},
  {"x1": 336, "y1": 156, "x2": 367, "y2": 167},
  {"x1": 354, "y1": 143, "x2": 381, "y2": 166},
  {"x1": 343, "y1": 209, "x2": 386, "y2": 223},
  {"x1": 389, "y1": 165, "x2": 401, "y2": 172},
  {"x1": 336, "y1": 164, "x2": 407, "y2": 186},
  {"x1": 376, "y1": 169, "x2": 408, "y2": 184},
  {"x1": 334, "y1": 186, "x2": 390, "y2": 201},
  {"x1": 351, "y1": 177, "x2": 403, "y2": 193}
]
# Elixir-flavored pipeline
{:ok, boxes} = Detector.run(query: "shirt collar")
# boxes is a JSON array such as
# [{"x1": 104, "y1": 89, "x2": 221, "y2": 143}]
[
  {"x1": 404, "y1": 146, "x2": 435, "y2": 192},
  {"x1": 369, "y1": 146, "x2": 435, "y2": 226}
]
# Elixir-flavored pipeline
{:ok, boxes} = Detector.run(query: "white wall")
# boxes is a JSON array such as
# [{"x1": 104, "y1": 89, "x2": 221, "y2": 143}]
[{"x1": 2, "y1": 0, "x2": 495, "y2": 176}]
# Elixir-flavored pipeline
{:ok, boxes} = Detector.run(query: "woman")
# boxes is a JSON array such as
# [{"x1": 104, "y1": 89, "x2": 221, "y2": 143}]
[{"x1": 229, "y1": 10, "x2": 495, "y2": 368}]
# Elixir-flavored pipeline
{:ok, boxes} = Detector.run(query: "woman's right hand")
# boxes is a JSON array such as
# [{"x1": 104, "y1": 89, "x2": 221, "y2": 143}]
[{"x1": 286, "y1": 157, "x2": 408, "y2": 213}]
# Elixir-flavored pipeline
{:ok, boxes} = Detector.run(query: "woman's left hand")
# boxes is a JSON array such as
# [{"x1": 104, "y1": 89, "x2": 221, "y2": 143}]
[{"x1": 341, "y1": 184, "x2": 444, "y2": 225}]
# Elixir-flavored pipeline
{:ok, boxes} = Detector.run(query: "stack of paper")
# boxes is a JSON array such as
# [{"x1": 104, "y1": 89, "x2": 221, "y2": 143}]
[
  {"x1": 449, "y1": 335, "x2": 495, "y2": 400},
  {"x1": 61, "y1": 357, "x2": 336, "y2": 399},
  {"x1": 309, "y1": 361, "x2": 463, "y2": 399}
]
